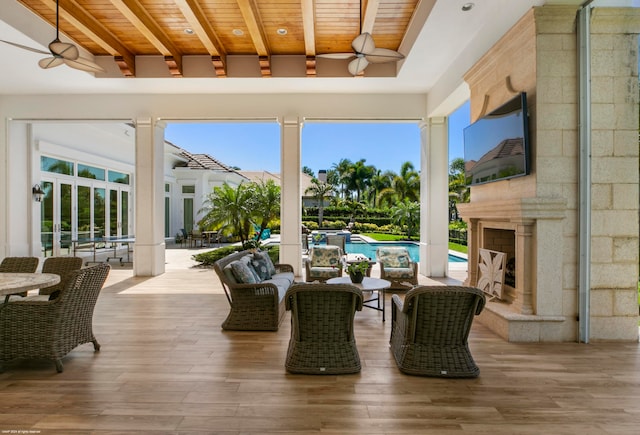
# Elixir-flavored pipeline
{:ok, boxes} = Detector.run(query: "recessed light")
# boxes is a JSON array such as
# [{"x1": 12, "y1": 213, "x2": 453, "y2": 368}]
[
  {"x1": 184, "y1": 28, "x2": 194, "y2": 35},
  {"x1": 277, "y1": 28, "x2": 287, "y2": 35},
  {"x1": 232, "y1": 29, "x2": 244, "y2": 36},
  {"x1": 462, "y1": 3, "x2": 474, "y2": 11}
]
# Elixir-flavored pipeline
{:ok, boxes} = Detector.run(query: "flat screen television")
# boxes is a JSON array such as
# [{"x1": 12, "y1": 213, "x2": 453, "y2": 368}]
[{"x1": 463, "y1": 92, "x2": 530, "y2": 186}]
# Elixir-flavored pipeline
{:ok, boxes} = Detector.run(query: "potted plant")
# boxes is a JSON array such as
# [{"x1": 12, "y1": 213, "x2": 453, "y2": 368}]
[
  {"x1": 242, "y1": 239, "x2": 260, "y2": 252},
  {"x1": 346, "y1": 261, "x2": 369, "y2": 284}
]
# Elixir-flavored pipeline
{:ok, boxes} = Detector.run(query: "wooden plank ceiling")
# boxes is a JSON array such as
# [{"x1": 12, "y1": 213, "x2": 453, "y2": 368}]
[{"x1": 16, "y1": 0, "x2": 419, "y2": 77}]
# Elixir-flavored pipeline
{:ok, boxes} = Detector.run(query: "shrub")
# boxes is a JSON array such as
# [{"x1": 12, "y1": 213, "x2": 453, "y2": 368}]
[{"x1": 192, "y1": 245, "x2": 241, "y2": 266}]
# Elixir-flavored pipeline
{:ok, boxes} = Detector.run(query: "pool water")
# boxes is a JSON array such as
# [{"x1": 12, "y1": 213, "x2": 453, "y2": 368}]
[{"x1": 344, "y1": 241, "x2": 466, "y2": 263}]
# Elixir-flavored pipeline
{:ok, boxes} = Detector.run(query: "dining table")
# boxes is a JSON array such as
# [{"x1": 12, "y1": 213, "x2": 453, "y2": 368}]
[{"x1": 0, "y1": 272, "x2": 61, "y2": 302}]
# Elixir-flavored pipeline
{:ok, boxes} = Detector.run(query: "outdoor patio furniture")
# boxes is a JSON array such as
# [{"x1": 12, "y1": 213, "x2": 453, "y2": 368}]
[
  {"x1": 38, "y1": 256, "x2": 84, "y2": 299},
  {"x1": 213, "y1": 250, "x2": 295, "y2": 331},
  {"x1": 376, "y1": 246, "x2": 418, "y2": 289},
  {"x1": 284, "y1": 283, "x2": 363, "y2": 374},
  {"x1": 0, "y1": 263, "x2": 110, "y2": 373},
  {"x1": 304, "y1": 245, "x2": 344, "y2": 282},
  {"x1": 326, "y1": 234, "x2": 346, "y2": 252},
  {"x1": 0, "y1": 256, "x2": 39, "y2": 299},
  {"x1": 390, "y1": 285, "x2": 486, "y2": 378}
]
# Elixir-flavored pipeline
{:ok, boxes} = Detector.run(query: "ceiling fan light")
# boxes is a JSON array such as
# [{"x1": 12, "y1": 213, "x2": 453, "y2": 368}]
[{"x1": 49, "y1": 41, "x2": 79, "y2": 60}]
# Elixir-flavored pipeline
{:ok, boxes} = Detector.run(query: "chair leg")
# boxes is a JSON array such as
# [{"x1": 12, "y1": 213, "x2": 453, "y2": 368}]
[
  {"x1": 92, "y1": 339, "x2": 101, "y2": 351},
  {"x1": 55, "y1": 359, "x2": 64, "y2": 373}
]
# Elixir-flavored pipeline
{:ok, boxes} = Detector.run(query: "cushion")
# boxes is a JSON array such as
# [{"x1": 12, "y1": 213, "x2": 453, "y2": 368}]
[
  {"x1": 378, "y1": 247, "x2": 411, "y2": 268},
  {"x1": 251, "y1": 254, "x2": 272, "y2": 281},
  {"x1": 223, "y1": 264, "x2": 238, "y2": 284},
  {"x1": 254, "y1": 251, "x2": 276, "y2": 276},
  {"x1": 271, "y1": 271, "x2": 295, "y2": 286},
  {"x1": 310, "y1": 246, "x2": 343, "y2": 267},
  {"x1": 262, "y1": 277, "x2": 291, "y2": 302},
  {"x1": 230, "y1": 260, "x2": 259, "y2": 284}
]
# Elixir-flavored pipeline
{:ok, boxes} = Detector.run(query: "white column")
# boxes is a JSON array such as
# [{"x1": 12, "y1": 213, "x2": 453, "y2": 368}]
[
  {"x1": 420, "y1": 117, "x2": 449, "y2": 277},
  {"x1": 133, "y1": 118, "x2": 166, "y2": 276},
  {"x1": 279, "y1": 116, "x2": 302, "y2": 276}
]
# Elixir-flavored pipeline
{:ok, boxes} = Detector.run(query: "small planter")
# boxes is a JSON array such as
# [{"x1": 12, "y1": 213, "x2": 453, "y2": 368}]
[{"x1": 349, "y1": 271, "x2": 364, "y2": 284}]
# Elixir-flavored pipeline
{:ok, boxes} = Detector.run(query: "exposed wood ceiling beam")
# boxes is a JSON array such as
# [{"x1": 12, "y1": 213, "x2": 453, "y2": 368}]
[
  {"x1": 174, "y1": 0, "x2": 227, "y2": 76},
  {"x1": 361, "y1": 0, "x2": 379, "y2": 34},
  {"x1": 301, "y1": 0, "x2": 315, "y2": 56},
  {"x1": 42, "y1": 0, "x2": 136, "y2": 76},
  {"x1": 110, "y1": 0, "x2": 183, "y2": 76},
  {"x1": 236, "y1": 0, "x2": 271, "y2": 76}
]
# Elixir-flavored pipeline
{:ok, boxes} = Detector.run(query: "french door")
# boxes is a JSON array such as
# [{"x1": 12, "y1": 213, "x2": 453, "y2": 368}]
[
  {"x1": 39, "y1": 178, "x2": 131, "y2": 256},
  {"x1": 40, "y1": 179, "x2": 73, "y2": 257}
]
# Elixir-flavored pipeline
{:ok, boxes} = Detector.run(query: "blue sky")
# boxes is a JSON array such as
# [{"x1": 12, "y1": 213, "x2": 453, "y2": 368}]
[{"x1": 164, "y1": 101, "x2": 470, "y2": 175}]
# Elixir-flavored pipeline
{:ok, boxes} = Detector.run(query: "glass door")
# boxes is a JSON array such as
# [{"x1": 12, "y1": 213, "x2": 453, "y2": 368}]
[
  {"x1": 109, "y1": 188, "x2": 131, "y2": 237},
  {"x1": 40, "y1": 179, "x2": 73, "y2": 257}
]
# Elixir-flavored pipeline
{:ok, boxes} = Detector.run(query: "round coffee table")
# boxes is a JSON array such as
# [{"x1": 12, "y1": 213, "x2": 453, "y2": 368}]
[
  {"x1": 0, "y1": 273, "x2": 61, "y2": 303},
  {"x1": 326, "y1": 276, "x2": 391, "y2": 321}
]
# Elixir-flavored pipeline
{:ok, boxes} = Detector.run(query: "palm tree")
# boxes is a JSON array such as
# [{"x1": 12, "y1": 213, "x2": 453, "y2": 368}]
[
  {"x1": 368, "y1": 169, "x2": 394, "y2": 207},
  {"x1": 331, "y1": 158, "x2": 352, "y2": 200},
  {"x1": 305, "y1": 177, "x2": 336, "y2": 226},
  {"x1": 390, "y1": 199, "x2": 420, "y2": 239},
  {"x1": 377, "y1": 161, "x2": 420, "y2": 207},
  {"x1": 249, "y1": 179, "x2": 281, "y2": 240},
  {"x1": 199, "y1": 182, "x2": 253, "y2": 243},
  {"x1": 448, "y1": 157, "x2": 469, "y2": 220},
  {"x1": 345, "y1": 159, "x2": 375, "y2": 202}
]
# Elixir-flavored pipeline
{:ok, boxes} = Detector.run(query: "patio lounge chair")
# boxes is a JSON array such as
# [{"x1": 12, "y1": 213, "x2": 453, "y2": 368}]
[
  {"x1": 0, "y1": 263, "x2": 110, "y2": 373},
  {"x1": 376, "y1": 246, "x2": 418, "y2": 289},
  {"x1": 390, "y1": 285, "x2": 486, "y2": 378},
  {"x1": 326, "y1": 234, "x2": 346, "y2": 252},
  {"x1": 304, "y1": 245, "x2": 344, "y2": 282},
  {"x1": 285, "y1": 283, "x2": 363, "y2": 374}
]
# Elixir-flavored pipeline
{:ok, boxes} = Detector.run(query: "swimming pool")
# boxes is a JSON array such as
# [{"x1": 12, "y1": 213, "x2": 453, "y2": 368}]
[{"x1": 344, "y1": 241, "x2": 466, "y2": 263}]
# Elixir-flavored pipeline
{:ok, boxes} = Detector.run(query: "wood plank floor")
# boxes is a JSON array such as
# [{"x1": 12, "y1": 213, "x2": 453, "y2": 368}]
[{"x1": 1, "y1": 250, "x2": 639, "y2": 434}]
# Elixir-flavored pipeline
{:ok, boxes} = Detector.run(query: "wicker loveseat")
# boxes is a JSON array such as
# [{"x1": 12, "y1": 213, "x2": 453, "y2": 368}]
[{"x1": 213, "y1": 250, "x2": 295, "y2": 331}]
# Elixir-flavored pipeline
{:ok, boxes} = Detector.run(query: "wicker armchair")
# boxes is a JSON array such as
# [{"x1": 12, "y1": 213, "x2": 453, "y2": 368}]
[
  {"x1": 390, "y1": 285, "x2": 486, "y2": 378},
  {"x1": 326, "y1": 234, "x2": 346, "y2": 252},
  {"x1": 38, "y1": 256, "x2": 84, "y2": 299},
  {"x1": 0, "y1": 263, "x2": 110, "y2": 373},
  {"x1": 376, "y1": 247, "x2": 418, "y2": 289},
  {"x1": 0, "y1": 256, "x2": 39, "y2": 299},
  {"x1": 304, "y1": 245, "x2": 343, "y2": 282},
  {"x1": 284, "y1": 283, "x2": 363, "y2": 374}
]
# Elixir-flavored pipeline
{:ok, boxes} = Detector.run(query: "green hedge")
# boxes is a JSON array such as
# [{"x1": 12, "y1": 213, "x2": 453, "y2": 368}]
[{"x1": 192, "y1": 245, "x2": 280, "y2": 267}]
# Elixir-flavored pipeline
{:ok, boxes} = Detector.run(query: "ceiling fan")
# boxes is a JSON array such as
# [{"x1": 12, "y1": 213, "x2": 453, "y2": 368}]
[
  {"x1": 0, "y1": 0, "x2": 104, "y2": 73},
  {"x1": 318, "y1": 32, "x2": 405, "y2": 75}
]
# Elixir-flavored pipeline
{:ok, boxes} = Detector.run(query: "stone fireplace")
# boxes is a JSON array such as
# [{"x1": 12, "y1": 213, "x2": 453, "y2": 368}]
[{"x1": 458, "y1": 197, "x2": 568, "y2": 341}]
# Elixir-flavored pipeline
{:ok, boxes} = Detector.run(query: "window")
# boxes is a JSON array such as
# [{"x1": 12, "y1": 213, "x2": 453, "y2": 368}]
[
  {"x1": 78, "y1": 164, "x2": 105, "y2": 181},
  {"x1": 41, "y1": 156, "x2": 73, "y2": 175},
  {"x1": 182, "y1": 185, "x2": 195, "y2": 194},
  {"x1": 108, "y1": 170, "x2": 130, "y2": 184}
]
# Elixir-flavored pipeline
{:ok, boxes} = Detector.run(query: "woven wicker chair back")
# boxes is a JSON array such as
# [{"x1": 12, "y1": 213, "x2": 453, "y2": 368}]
[{"x1": 39, "y1": 257, "x2": 84, "y2": 296}]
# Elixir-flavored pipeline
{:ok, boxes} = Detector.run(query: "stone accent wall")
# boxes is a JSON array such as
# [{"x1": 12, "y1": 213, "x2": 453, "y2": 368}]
[
  {"x1": 588, "y1": 8, "x2": 639, "y2": 341},
  {"x1": 460, "y1": 6, "x2": 640, "y2": 342}
]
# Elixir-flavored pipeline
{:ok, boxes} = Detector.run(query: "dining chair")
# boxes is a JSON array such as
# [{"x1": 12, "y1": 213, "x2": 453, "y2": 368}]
[
  {"x1": 38, "y1": 256, "x2": 84, "y2": 300},
  {"x1": 0, "y1": 263, "x2": 110, "y2": 373},
  {"x1": 284, "y1": 283, "x2": 363, "y2": 374},
  {"x1": 0, "y1": 256, "x2": 39, "y2": 299}
]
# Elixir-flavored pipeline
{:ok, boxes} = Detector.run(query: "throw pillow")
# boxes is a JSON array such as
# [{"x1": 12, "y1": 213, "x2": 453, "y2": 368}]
[
  {"x1": 230, "y1": 260, "x2": 258, "y2": 284},
  {"x1": 254, "y1": 250, "x2": 276, "y2": 276},
  {"x1": 251, "y1": 255, "x2": 272, "y2": 281}
]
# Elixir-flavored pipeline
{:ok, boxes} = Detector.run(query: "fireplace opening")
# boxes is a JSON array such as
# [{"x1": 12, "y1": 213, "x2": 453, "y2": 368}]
[{"x1": 482, "y1": 227, "x2": 516, "y2": 292}]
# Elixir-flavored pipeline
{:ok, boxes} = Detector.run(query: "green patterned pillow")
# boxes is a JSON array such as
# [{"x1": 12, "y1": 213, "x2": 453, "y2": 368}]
[
  {"x1": 251, "y1": 255, "x2": 272, "y2": 281},
  {"x1": 230, "y1": 260, "x2": 258, "y2": 284}
]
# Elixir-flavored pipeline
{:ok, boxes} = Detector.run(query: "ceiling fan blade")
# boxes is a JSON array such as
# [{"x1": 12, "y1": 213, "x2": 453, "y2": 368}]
[
  {"x1": 38, "y1": 57, "x2": 64, "y2": 69},
  {"x1": 348, "y1": 57, "x2": 368, "y2": 76},
  {"x1": 0, "y1": 39, "x2": 49, "y2": 55},
  {"x1": 352, "y1": 32, "x2": 376, "y2": 55},
  {"x1": 364, "y1": 48, "x2": 405, "y2": 64},
  {"x1": 49, "y1": 40, "x2": 79, "y2": 60},
  {"x1": 316, "y1": 53, "x2": 355, "y2": 60},
  {"x1": 63, "y1": 57, "x2": 106, "y2": 73}
]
